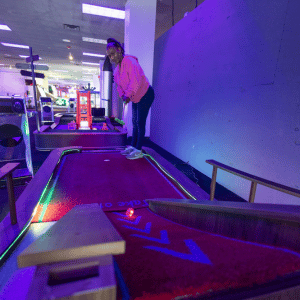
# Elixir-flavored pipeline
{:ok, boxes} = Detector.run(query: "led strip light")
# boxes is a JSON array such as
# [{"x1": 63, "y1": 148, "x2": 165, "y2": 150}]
[{"x1": 143, "y1": 153, "x2": 197, "y2": 201}]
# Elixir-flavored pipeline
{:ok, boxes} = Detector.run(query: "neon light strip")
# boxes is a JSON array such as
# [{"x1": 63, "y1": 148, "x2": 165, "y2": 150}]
[
  {"x1": 37, "y1": 149, "x2": 81, "y2": 222},
  {"x1": 38, "y1": 156, "x2": 66, "y2": 222},
  {"x1": 146, "y1": 157, "x2": 187, "y2": 199},
  {"x1": 0, "y1": 174, "x2": 53, "y2": 262},
  {"x1": 143, "y1": 153, "x2": 197, "y2": 200}
]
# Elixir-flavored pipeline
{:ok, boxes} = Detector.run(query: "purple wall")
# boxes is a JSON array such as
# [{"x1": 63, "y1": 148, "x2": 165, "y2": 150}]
[
  {"x1": 151, "y1": 0, "x2": 300, "y2": 205},
  {"x1": 0, "y1": 70, "x2": 27, "y2": 96}
]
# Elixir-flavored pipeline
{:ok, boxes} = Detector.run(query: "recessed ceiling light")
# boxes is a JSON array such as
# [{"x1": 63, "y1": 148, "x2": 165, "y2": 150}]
[
  {"x1": 82, "y1": 62, "x2": 99, "y2": 66},
  {"x1": 82, "y1": 37, "x2": 107, "y2": 44},
  {"x1": 63, "y1": 39, "x2": 71, "y2": 42},
  {"x1": 0, "y1": 25, "x2": 12, "y2": 31},
  {"x1": 1, "y1": 42, "x2": 29, "y2": 49},
  {"x1": 82, "y1": 4, "x2": 125, "y2": 19}
]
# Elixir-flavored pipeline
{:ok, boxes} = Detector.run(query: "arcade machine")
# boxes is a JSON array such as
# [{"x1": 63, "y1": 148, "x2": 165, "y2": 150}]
[
  {"x1": 0, "y1": 96, "x2": 33, "y2": 184},
  {"x1": 39, "y1": 97, "x2": 54, "y2": 124},
  {"x1": 68, "y1": 98, "x2": 76, "y2": 113},
  {"x1": 76, "y1": 91, "x2": 92, "y2": 130}
]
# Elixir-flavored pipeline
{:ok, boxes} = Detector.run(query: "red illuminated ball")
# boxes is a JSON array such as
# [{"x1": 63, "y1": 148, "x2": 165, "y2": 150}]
[{"x1": 126, "y1": 208, "x2": 134, "y2": 217}]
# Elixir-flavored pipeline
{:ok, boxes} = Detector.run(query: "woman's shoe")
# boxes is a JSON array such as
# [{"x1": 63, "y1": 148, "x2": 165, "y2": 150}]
[
  {"x1": 126, "y1": 149, "x2": 143, "y2": 160},
  {"x1": 121, "y1": 146, "x2": 135, "y2": 155}
]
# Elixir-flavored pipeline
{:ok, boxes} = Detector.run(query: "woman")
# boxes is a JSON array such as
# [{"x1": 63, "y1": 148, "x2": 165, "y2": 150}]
[{"x1": 106, "y1": 38, "x2": 155, "y2": 160}]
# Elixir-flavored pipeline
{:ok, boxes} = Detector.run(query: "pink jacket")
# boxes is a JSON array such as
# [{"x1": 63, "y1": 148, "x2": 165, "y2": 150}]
[{"x1": 114, "y1": 55, "x2": 150, "y2": 103}]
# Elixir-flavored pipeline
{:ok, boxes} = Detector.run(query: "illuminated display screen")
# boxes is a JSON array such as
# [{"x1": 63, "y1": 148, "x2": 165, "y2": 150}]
[{"x1": 80, "y1": 97, "x2": 87, "y2": 104}]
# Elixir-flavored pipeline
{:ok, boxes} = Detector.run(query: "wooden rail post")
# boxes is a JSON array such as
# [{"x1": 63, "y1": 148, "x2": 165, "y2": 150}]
[
  {"x1": 249, "y1": 181, "x2": 257, "y2": 203},
  {"x1": 0, "y1": 163, "x2": 20, "y2": 225},
  {"x1": 206, "y1": 159, "x2": 300, "y2": 204},
  {"x1": 6, "y1": 172, "x2": 17, "y2": 225},
  {"x1": 210, "y1": 166, "x2": 218, "y2": 201}
]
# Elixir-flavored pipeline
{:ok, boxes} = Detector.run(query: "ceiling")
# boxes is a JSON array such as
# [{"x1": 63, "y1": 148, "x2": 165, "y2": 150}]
[{"x1": 0, "y1": 0, "x2": 202, "y2": 86}]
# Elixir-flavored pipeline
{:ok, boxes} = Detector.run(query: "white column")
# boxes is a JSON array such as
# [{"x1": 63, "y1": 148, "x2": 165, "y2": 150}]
[{"x1": 124, "y1": 0, "x2": 157, "y2": 137}]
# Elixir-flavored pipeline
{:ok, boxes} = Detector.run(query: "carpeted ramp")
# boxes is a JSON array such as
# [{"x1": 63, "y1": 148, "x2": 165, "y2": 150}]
[{"x1": 106, "y1": 208, "x2": 300, "y2": 300}]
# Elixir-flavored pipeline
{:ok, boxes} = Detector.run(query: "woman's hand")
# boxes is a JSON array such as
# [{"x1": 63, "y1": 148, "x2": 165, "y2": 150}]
[{"x1": 122, "y1": 95, "x2": 131, "y2": 104}]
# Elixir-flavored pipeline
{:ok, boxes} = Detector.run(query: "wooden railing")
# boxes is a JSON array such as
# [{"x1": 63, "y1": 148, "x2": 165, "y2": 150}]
[
  {"x1": 0, "y1": 163, "x2": 20, "y2": 225},
  {"x1": 206, "y1": 160, "x2": 300, "y2": 203}
]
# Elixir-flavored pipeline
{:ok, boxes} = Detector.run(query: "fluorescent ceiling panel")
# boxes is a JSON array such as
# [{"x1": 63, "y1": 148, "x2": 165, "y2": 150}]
[
  {"x1": 83, "y1": 52, "x2": 105, "y2": 58},
  {"x1": 82, "y1": 37, "x2": 107, "y2": 44},
  {"x1": 1, "y1": 43, "x2": 29, "y2": 49},
  {"x1": 63, "y1": 39, "x2": 71, "y2": 42},
  {"x1": 19, "y1": 55, "x2": 42, "y2": 59},
  {"x1": 82, "y1": 4, "x2": 125, "y2": 19},
  {"x1": 0, "y1": 25, "x2": 12, "y2": 31},
  {"x1": 82, "y1": 62, "x2": 99, "y2": 66}
]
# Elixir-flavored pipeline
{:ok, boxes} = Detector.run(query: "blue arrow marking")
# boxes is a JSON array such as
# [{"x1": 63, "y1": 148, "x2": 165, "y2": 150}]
[
  {"x1": 113, "y1": 212, "x2": 127, "y2": 217},
  {"x1": 117, "y1": 216, "x2": 142, "y2": 225},
  {"x1": 132, "y1": 230, "x2": 170, "y2": 244},
  {"x1": 123, "y1": 222, "x2": 151, "y2": 234},
  {"x1": 144, "y1": 239, "x2": 212, "y2": 264}
]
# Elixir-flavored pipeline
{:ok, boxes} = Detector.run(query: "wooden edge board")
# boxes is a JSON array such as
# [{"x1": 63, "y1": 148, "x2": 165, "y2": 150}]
[
  {"x1": 0, "y1": 163, "x2": 20, "y2": 180},
  {"x1": 147, "y1": 198, "x2": 300, "y2": 223}
]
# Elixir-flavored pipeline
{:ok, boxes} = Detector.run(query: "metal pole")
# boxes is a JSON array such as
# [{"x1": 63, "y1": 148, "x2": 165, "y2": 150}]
[{"x1": 30, "y1": 47, "x2": 40, "y2": 132}]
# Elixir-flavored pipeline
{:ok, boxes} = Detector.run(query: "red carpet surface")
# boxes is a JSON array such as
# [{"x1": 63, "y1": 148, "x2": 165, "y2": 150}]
[
  {"x1": 107, "y1": 208, "x2": 300, "y2": 300},
  {"x1": 32, "y1": 152, "x2": 185, "y2": 222},
  {"x1": 30, "y1": 151, "x2": 300, "y2": 299}
]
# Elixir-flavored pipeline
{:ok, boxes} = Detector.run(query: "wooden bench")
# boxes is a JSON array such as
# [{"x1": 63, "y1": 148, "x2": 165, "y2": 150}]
[
  {"x1": 206, "y1": 159, "x2": 300, "y2": 203},
  {"x1": 0, "y1": 163, "x2": 20, "y2": 225}
]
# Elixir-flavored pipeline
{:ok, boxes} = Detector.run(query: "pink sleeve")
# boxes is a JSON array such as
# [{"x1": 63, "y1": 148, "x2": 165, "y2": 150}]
[
  {"x1": 123, "y1": 58, "x2": 144, "y2": 99},
  {"x1": 117, "y1": 84, "x2": 124, "y2": 98}
]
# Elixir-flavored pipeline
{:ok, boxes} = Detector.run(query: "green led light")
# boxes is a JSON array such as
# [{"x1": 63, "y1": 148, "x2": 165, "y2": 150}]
[
  {"x1": 24, "y1": 119, "x2": 30, "y2": 136},
  {"x1": 0, "y1": 218, "x2": 32, "y2": 262},
  {"x1": 38, "y1": 186, "x2": 56, "y2": 222},
  {"x1": 144, "y1": 154, "x2": 197, "y2": 200}
]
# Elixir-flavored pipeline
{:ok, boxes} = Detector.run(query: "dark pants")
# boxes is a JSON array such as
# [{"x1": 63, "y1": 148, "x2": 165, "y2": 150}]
[{"x1": 131, "y1": 86, "x2": 155, "y2": 150}]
